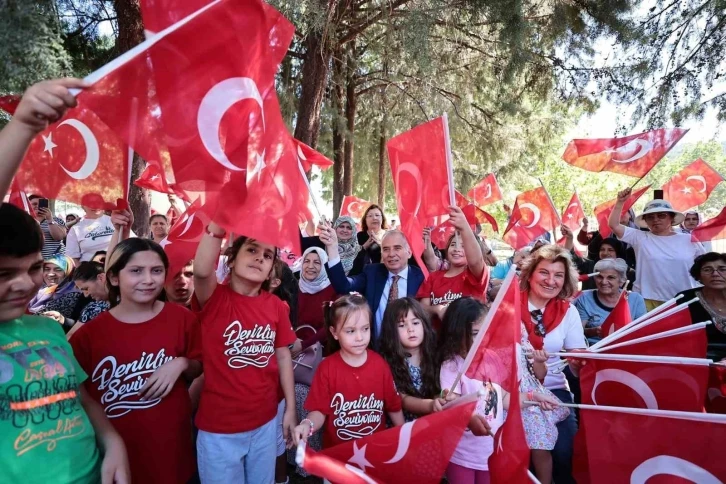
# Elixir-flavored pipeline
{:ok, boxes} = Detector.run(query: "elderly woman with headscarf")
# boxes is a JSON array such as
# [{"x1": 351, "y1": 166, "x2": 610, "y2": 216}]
[
  {"x1": 609, "y1": 190, "x2": 706, "y2": 311},
  {"x1": 680, "y1": 210, "x2": 711, "y2": 251},
  {"x1": 334, "y1": 216, "x2": 362, "y2": 276},
  {"x1": 574, "y1": 258, "x2": 647, "y2": 344},
  {"x1": 28, "y1": 255, "x2": 79, "y2": 315},
  {"x1": 676, "y1": 253, "x2": 726, "y2": 361},
  {"x1": 290, "y1": 247, "x2": 339, "y2": 358}
]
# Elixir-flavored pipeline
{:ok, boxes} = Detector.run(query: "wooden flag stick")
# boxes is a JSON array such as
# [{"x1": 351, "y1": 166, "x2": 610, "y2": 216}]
[
  {"x1": 538, "y1": 178, "x2": 562, "y2": 226},
  {"x1": 549, "y1": 351, "x2": 712, "y2": 366},
  {"x1": 442, "y1": 113, "x2": 462, "y2": 246}
]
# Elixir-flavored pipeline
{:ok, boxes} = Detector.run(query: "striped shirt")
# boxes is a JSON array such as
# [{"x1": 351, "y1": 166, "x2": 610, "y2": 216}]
[{"x1": 40, "y1": 217, "x2": 66, "y2": 259}]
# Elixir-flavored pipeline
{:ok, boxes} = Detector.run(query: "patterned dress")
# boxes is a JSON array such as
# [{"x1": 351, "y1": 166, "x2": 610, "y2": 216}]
[
  {"x1": 518, "y1": 323, "x2": 569, "y2": 450},
  {"x1": 403, "y1": 359, "x2": 424, "y2": 422}
]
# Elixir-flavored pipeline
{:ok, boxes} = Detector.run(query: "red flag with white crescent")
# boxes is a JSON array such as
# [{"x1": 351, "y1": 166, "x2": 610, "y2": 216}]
[
  {"x1": 134, "y1": 163, "x2": 190, "y2": 202},
  {"x1": 598, "y1": 290, "x2": 631, "y2": 338},
  {"x1": 467, "y1": 173, "x2": 502, "y2": 207},
  {"x1": 502, "y1": 187, "x2": 559, "y2": 250},
  {"x1": 691, "y1": 206, "x2": 726, "y2": 243},
  {"x1": 562, "y1": 128, "x2": 688, "y2": 178},
  {"x1": 160, "y1": 196, "x2": 214, "y2": 283},
  {"x1": 298, "y1": 397, "x2": 477, "y2": 484},
  {"x1": 593, "y1": 185, "x2": 651, "y2": 238},
  {"x1": 8, "y1": 179, "x2": 34, "y2": 216},
  {"x1": 295, "y1": 139, "x2": 334, "y2": 172},
  {"x1": 13, "y1": 104, "x2": 128, "y2": 210},
  {"x1": 662, "y1": 158, "x2": 724, "y2": 211},
  {"x1": 562, "y1": 192, "x2": 585, "y2": 231},
  {"x1": 580, "y1": 408, "x2": 726, "y2": 484},
  {"x1": 340, "y1": 195, "x2": 371, "y2": 221},
  {"x1": 388, "y1": 116, "x2": 453, "y2": 278}
]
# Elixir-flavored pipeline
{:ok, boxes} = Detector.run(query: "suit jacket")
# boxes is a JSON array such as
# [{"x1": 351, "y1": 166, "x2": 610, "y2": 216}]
[{"x1": 326, "y1": 261, "x2": 425, "y2": 345}]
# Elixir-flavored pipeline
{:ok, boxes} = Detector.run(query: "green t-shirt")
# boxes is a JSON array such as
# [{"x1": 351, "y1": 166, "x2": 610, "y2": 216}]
[{"x1": 0, "y1": 315, "x2": 100, "y2": 483}]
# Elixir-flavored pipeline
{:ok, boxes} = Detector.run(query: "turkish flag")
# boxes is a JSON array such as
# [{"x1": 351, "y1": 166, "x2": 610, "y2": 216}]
[
  {"x1": 579, "y1": 358, "x2": 708, "y2": 411},
  {"x1": 691, "y1": 206, "x2": 726, "y2": 243},
  {"x1": 464, "y1": 271, "x2": 530, "y2": 483},
  {"x1": 14, "y1": 105, "x2": 128, "y2": 210},
  {"x1": 430, "y1": 220, "x2": 456, "y2": 250},
  {"x1": 562, "y1": 128, "x2": 688, "y2": 178},
  {"x1": 502, "y1": 187, "x2": 558, "y2": 250},
  {"x1": 0, "y1": 94, "x2": 20, "y2": 115},
  {"x1": 388, "y1": 117, "x2": 453, "y2": 278},
  {"x1": 160, "y1": 196, "x2": 214, "y2": 283},
  {"x1": 8, "y1": 179, "x2": 34, "y2": 216},
  {"x1": 134, "y1": 163, "x2": 190, "y2": 202},
  {"x1": 140, "y1": 0, "x2": 211, "y2": 34},
  {"x1": 339, "y1": 195, "x2": 370, "y2": 221},
  {"x1": 593, "y1": 184, "x2": 651, "y2": 238},
  {"x1": 467, "y1": 173, "x2": 502, "y2": 207},
  {"x1": 562, "y1": 192, "x2": 585, "y2": 231},
  {"x1": 662, "y1": 158, "x2": 724, "y2": 211},
  {"x1": 299, "y1": 397, "x2": 477, "y2": 484},
  {"x1": 599, "y1": 290, "x2": 632, "y2": 338},
  {"x1": 706, "y1": 365, "x2": 726, "y2": 414},
  {"x1": 295, "y1": 139, "x2": 333, "y2": 172},
  {"x1": 581, "y1": 407, "x2": 726, "y2": 484}
]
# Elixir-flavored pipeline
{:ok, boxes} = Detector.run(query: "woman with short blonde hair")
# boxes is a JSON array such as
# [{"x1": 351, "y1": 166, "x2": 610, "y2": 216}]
[{"x1": 519, "y1": 244, "x2": 585, "y2": 484}]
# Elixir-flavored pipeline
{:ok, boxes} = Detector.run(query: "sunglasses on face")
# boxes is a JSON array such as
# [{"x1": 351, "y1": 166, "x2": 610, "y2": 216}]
[{"x1": 530, "y1": 309, "x2": 546, "y2": 337}]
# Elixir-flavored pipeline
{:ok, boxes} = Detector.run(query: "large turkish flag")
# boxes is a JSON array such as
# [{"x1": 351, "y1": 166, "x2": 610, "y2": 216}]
[
  {"x1": 388, "y1": 116, "x2": 453, "y2": 277},
  {"x1": 14, "y1": 105, "x2": 128, "y2": 210},
  {"x1": 662, "y1": 158, "x2": 724, "y2": 211},
  {"x1": 562, "y1": 128, "x2": 688, "y2": 177}
]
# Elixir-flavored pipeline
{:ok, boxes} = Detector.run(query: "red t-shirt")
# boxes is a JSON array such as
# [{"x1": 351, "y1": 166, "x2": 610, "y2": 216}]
[
  {"x1": 70, "y1": 303, "x2": 202, "y2": 484},
  {"x1": 416, "y1": 266, "x2": 488, "y2": 305},
  {"x1": 305, "y1": 350, "x2": 402, "y2": 448},
  {"x1": 196, "y1": 284, "x2": 296, "y2": 433}
]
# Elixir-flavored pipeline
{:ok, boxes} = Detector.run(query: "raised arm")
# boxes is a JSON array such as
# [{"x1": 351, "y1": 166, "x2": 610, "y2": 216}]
[
  {"x1": 608, "y1": 188, "x2": 631, "y2": 239},
  {"x1": 449, "y1": 206, "x2": 485, "y2": 279},
  {"x1": 194, "y1": 221, "x2": 224, "y2": 307},
  {"x1": 421, "y1": 227, "x2": 441, "y2": 272},
  {"x1": 0, "y1": 79, "x2": 86, "y2": 198},
  {"x1": 105, "y1": 209, "x2": 134, "y2": 271}
]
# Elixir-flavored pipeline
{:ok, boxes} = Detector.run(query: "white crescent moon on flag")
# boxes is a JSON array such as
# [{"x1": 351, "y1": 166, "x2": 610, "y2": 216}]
[
  {"x1": 396, "y1": 162, "x2": 423, "y2": 217},
  {"x1": 519, "y1": 203, "x2": 541, "y2": 229},
  {"x1": 383, "y1": 421, "x2": 415, "y2": 464},
  {"x1": 348, "y1": 201, "x2": 362, "y2": 215},
  {"x1": 263, "y1": 177, "x2": 294, "y2": 219},
  {"x1": 197, "y1": 77, "x2": 265, "y2": 172},
  {"x1": 611, "y1": 138, "x2": 653, "y2": 164},
  {"x1": 175, "y1": 211, "x2": 211, "y2": 243},
  {"x1": 567, "y1": 202, "x2": 579, "y2": 212},
  {"x1": 708, "y1": 387, "x2": 725, "y2": 401},
  {"x1": 631, "y1": 455, "x2": 721, "y2": 484},
  {"x1": 686, "y1": 175, "x2": 707, "y2": 193},
  {"x1": 483, "y1": 183, "x2": 492, "y2": 199},
  {"x1": 57, "y1": 119, "x2": 100, "y2": 180},
  {"x1": 591, "y1": 368, "x2": 658, "y2": 409}
]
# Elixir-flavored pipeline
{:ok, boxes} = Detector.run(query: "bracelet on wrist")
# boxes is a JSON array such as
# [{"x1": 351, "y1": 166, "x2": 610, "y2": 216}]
[{"x1": 301, "y1": 418, "x2": 314, "y2": 433}]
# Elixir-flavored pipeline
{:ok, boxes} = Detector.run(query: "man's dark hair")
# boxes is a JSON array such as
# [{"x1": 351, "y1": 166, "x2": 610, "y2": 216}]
[
  {"x1": 0, "y1": 203, "x2": 43, "y2": 257},
  {"x1": 28, "y1": 194, "x2": 41, "y2": 201},
  {"x1": 73, "y1": 261, "x2": 104, "y2": 282}
]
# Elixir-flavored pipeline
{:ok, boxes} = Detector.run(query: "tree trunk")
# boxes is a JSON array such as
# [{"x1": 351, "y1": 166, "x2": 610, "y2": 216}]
[
  {"x1": 378, "y1": 112, "x2": 388, "y2": 209},
  {"x1": 342, "y1": 42, "x2": 356, "y2": 196},
  {"x1": 331, "y1": 50, "x2": 345, "y2": 218},
  {"x1": 113, "y1": 0, "x2": 149, "y2": 237}
]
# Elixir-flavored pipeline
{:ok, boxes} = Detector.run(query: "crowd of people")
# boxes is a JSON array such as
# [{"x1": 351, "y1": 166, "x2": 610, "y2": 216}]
[{"x1": 1, "y1": 79, "x2": 724, "y2": 484}]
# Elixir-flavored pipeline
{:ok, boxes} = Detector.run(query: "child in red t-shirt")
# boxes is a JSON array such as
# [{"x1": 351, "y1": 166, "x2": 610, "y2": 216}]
[
  {"x1": 378, "y1": 298, "x2": 444, "y2": 422},
  {"x1": 292, "y1": 294, "x2": 404, "y2": 448},
  {"x1": 70, "y1": 238, "x2": 203, "y2": 484},
  {"x1": 194, "y1": 222, "x2": 297, "y2": 484},
  {"x1": 418, "y1": 206, "x2": 489, "y2": 328}
]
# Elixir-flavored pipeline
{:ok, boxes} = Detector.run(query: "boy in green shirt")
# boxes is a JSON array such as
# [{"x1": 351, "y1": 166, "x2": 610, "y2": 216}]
[{"x1": 0, "y1": 80, "x2": 129, "y2": 483}]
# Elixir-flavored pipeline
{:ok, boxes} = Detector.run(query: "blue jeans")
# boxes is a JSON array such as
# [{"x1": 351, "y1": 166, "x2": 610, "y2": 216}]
[
  {"x1": 551, "y1": 389, "x2": 577, "y2": 484},
  {"x1": 197, "y1": 417, "x2": 277, "y2": 484}
]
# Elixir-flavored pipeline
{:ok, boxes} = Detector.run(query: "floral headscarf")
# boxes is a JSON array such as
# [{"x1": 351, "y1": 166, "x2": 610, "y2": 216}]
[
  {"x1": 334, "y1": 216, "x2": 360, "y2": 275},
  {"x1": 298, "y1": 247, "x2": 331, "y2": 294}
]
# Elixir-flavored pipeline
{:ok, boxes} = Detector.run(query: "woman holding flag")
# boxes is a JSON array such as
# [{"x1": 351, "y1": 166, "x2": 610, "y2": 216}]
[{"x1": 519, "y1": 245, "x2": 586, "y2": 484}]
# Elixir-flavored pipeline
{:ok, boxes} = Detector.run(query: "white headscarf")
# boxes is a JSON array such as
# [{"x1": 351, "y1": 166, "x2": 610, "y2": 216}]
[{"x1": 298, "y1": 247, "x2": 331, "y2": 294}]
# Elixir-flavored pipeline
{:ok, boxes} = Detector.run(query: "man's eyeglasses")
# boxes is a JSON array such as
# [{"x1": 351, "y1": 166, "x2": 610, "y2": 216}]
[{"x1": 530, "y1": 309, "x2": 546, "y2": 337}]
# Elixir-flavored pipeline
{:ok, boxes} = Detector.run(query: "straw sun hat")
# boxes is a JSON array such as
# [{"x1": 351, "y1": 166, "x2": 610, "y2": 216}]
[{"x1": 634, "y1": 199, "x2": 685, "y2": 228}]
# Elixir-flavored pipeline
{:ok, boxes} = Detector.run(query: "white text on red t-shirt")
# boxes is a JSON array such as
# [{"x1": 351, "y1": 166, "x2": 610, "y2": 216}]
[
  {"x1": 222, "y1": 321, "x2": 276, "y2": 369},
  {"x1": 331, "y1": 392, "x2": 384, "y2": 440}
]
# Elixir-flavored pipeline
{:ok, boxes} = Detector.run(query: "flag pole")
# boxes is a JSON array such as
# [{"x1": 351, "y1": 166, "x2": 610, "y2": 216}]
[
  {"x1": 298, "y1": 161, "x2": 324, "y2": 221},
  {"x1": 523, "y1": 401, "x2": 726, "y2": 424},
  {"x1": 549, "y1": 351, "x2": 712, "y2": 366},
  {"x1": 538, "y1": 178, "x2": 562, "y2": 226},
  {"x1": 590, "y1": 321, "x2": 711, "y2": 353},
  {"x1": 442, "y1": 113, "x2": 461, "y2": 246},
  {"x1": 446, "y1": 265, "x2": 518, "y2": 395},
  {"x1": 588, "y1": 294, "x2": 685, "y2": 350}
]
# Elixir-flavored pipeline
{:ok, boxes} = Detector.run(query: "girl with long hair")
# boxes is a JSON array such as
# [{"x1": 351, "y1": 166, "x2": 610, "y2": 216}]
[{"x1": 70, "y1": 238, "x2": 203, "y2": 484}]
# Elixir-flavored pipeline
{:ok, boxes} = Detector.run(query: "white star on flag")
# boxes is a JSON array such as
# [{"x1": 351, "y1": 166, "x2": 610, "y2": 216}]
[
  {"x1": 150, "y1": 174, "x2": 160, "y2": 181},
  {"x1": 438, "y1": 227, "x2": 447, "y2": 233},
  {"x1": 567, "y1": 213, "x2": 573, "y2": 219},
  {"x1": 247, "y1": 151, "x2": 267, "y2": 185},
  {"x1": 159, "y1": 237, "x2": 171, "y2": 249},
  {"x1": 348, "y1": 442, "x2": 374, "y2": 472},
  {"x1": 680, "y1": 187, "x2": 692, "y2": 194},
  {"x1": 42, "y1": 133, "x2": 58, "y2": 157}
]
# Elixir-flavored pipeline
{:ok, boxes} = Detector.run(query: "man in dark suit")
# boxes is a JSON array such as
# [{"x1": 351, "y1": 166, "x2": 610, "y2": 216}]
[{"x1": 320, "y1": 227, "x2": 425, "y2": 349}]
